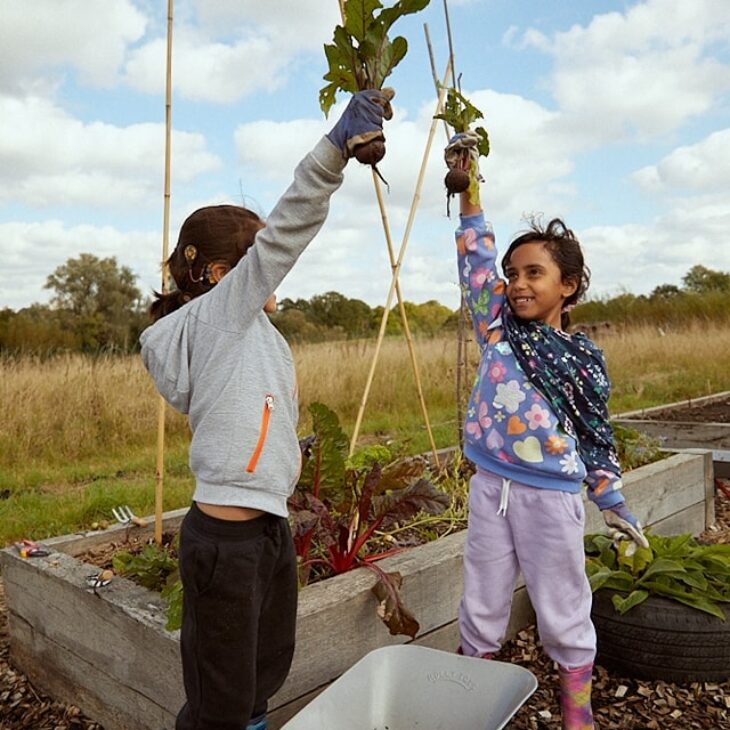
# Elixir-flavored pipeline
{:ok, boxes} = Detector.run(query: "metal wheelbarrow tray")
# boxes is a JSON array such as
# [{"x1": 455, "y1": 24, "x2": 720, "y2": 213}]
[{"x1": 282, "y1": 644, "x2": 538, "y2": 730}]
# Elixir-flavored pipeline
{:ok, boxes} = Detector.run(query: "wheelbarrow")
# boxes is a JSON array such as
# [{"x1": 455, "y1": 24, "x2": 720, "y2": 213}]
[{"x1": 282, "y1": 644, "x2": 538, "y2": 730}]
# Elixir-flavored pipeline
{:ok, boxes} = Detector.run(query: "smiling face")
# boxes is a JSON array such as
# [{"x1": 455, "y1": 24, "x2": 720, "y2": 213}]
[{"x1": 504, "y1": 241, "x2": 578, "y2": 329}]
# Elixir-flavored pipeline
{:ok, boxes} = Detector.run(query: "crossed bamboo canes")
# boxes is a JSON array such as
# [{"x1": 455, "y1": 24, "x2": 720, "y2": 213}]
[
  {"x1": 154, "y1": 0, "x2": 174, "y2": 545},
  {"x1": 337, "y1": 2, "x2": 447, "y2": 466}
]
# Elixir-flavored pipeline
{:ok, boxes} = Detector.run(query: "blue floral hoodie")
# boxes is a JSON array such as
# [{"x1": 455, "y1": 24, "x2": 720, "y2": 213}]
[{"x1": 457, "y1": 212, "x2": 624, "y2": 510}]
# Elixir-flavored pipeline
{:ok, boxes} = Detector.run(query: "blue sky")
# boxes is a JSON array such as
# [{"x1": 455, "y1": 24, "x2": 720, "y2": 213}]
[{"x1": 2, "y1": 0, "x2": 730, "y2": 312}]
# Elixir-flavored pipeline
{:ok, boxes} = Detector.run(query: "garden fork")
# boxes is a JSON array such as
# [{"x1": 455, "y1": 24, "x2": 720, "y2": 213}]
[{"x1": 112, "y1": 505, "x2": 147, "y2": 528}]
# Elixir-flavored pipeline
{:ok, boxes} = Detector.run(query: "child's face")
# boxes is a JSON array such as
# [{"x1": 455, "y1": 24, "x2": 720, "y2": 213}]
[{"x1": 504, "y1": 242, "x2": 576, "y2": 329}]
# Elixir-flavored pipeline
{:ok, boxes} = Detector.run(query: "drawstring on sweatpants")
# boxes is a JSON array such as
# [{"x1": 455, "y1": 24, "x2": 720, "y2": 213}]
[{"x1": 496, "y1": 478, "x2": 512, "y2": 517}]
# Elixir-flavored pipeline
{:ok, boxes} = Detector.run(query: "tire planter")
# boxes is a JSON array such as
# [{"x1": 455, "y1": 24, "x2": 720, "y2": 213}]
[{"x1": 591, "y1": 589, "x2": 730, "y2": 683}]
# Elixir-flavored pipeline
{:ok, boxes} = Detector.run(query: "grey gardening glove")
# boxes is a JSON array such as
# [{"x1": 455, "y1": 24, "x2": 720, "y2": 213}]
[
  {"x1": 602, "y1": 502, "x2": 649, "y2": 549},
  {"x1": 445, "y1": 130, "x2": 482, "y2": 178},
  {"x1": 326, "y1": 88, "x2": 394, "y2": 159}
]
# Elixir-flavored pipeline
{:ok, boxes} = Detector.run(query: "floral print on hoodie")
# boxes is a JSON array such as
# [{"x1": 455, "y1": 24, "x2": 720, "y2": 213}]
[{"x1": 457, "y1": 213, "x2": 624, "y2": 509}]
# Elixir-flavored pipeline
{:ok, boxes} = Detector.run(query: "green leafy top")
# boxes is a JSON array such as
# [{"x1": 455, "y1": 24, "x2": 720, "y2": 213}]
[
  {"x1": 585, "y1": 532, "x2": 730, "y2": 619},
  {"x1": 434, "y1": 86, "x2": 490, "y2": 158},
  {"x1": 320, "y1": 0, "x2": 431, "y2": 116}
]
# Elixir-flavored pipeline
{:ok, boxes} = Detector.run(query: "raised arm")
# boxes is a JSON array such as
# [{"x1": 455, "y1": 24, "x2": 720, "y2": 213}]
[
  {"x1": 454, "y1": 170, "x2": 505, "y2": 349},
  {"x1": 200, "y1": 90, "x2": 390, "y2": 328}
]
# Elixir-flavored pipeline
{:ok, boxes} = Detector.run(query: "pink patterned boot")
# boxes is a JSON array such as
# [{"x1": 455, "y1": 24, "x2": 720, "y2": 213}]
[{"x1": 558, "y1": 662, "x2": 594, "y2": 730}]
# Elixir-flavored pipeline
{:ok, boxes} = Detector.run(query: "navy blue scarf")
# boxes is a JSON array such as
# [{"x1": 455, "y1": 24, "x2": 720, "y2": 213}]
[{"x1": 502, "y1": 307, "x2": 621, "y2": 475}]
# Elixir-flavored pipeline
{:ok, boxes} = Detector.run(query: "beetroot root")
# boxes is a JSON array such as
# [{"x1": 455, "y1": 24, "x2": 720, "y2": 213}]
[
  {"x1": 354, "y1": 139, "x2": 386, "y2": 166},
  {"x1": 445, "y1": 168, "x2": 470, "y2": 194}
]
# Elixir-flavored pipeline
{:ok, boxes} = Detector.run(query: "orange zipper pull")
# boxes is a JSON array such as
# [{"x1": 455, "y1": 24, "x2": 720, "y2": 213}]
[{"x1": 246, "y1": 395, "x2": 274, "y2": 473}]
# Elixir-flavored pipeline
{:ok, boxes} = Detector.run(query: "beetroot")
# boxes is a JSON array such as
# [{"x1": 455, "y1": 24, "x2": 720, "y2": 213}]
[
  {"x1": 445, "y1": 168, "x2": 470, "y2": 194},
  {"x1": 354, "y1": 139, "x2": 386, "y2": 166}
]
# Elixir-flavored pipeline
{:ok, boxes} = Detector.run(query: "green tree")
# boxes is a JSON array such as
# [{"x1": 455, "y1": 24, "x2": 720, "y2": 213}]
[
  {"x1": 651, "y1": 284, "x2": 682, "y2": 299},
  {"x1": 308, "y1": 291, "x2": 373, "y2": 337},
  {"x1": 44, "y1": 254, "x2": 144, "y2": 350},
  {"x1": 681, "y1": 265, "x2": 730, "y2": 294}
]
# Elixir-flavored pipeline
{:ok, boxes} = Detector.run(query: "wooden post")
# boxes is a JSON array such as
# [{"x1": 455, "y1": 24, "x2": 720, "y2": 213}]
[{"x1": 154, "y1": 0, "x2": 174, "y2": 546}]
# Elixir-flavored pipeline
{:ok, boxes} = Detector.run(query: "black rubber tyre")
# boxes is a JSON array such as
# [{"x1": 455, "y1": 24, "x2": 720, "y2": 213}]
[{"x1": 591, "y1": 589, "x2": 730, "y2": 683}]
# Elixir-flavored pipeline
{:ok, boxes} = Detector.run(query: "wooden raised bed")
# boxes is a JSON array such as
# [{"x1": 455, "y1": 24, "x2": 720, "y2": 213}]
[
  {"x1": 0, "y1": 451, "x2": 714, "y2": 730},
  {"x1": 615, "y1": 390, "x2": 730, "y2": 478}
]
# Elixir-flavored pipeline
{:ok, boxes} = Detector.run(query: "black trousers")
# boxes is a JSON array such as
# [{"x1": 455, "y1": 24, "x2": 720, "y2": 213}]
[{"x1": 175, "y1": 502, "x2": 297, "y2": 730}]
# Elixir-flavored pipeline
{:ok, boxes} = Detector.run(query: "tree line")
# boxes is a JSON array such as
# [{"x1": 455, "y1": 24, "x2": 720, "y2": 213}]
[{"x1": 1, "y1": 255, "x2": 728, "y2": 355}]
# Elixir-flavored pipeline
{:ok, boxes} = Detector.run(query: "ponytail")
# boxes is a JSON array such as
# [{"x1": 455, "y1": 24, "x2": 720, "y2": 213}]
[{"x1": 149, "y1": 289, "x2": 191, "y2": 322}]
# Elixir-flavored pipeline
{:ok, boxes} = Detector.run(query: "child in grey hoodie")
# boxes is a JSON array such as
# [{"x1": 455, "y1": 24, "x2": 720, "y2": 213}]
[{"x1": 139, "y1": 90, "x2": 391, "y2": 730}]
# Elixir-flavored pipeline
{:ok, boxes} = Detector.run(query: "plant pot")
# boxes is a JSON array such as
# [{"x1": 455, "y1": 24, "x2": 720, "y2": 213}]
[{"x1": 591, "y1": 589, "x2": 730, "y2": 683}]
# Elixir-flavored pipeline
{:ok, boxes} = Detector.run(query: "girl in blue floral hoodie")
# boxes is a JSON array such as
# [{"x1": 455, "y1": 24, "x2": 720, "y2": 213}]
[{"x1": 446, "y1": 132, "x2": 648, "y2": 730}]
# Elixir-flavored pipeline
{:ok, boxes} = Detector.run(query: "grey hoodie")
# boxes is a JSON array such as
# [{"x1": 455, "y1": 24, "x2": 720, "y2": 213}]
[{"x1": 140, "y1": 137, "x2": 346, "y2": 517}]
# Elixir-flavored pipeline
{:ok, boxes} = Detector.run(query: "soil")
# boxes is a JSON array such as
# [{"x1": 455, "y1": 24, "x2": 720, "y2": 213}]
[
  {"x1": 1, "y1": 484, "x2": 729, "y2": 730},
  {"x1": 641, "y1": 395, "x2": 730, "y2": 424}
]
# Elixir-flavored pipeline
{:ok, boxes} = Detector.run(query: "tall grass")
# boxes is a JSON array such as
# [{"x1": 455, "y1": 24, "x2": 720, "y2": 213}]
[{"x1": 1, "y1": 323, "x2": 727, "y2": 545}]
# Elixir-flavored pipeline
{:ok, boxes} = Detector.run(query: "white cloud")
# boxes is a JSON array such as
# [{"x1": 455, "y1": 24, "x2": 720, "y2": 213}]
[
  {"x1": 519, "y1": 0, "x2": 730, "y2": 143},
  {"x1": 0, "y1": 0, "x2": 147, "y2": 92},
  {"x1": 0, "y1": 94, "x2": 220, "y2": 209},
  {"x1": 124, "y1": 27, "x2": 290, "y2": 102},
  {"x1": 633, "y1": 129, "x2": 730, "y2": 192},
  {"x1": 124, "y1": 1, "x2": 340, "y2": 102},
  {"x1": 0, "y1": 220, "x2": 160, "y2": 310},
  {"x1": 582, "y1": 195, "x2": 730, "y2": 296},
  {"x1": 191, "y1": 0, "x2": 339, "y2": 51}
]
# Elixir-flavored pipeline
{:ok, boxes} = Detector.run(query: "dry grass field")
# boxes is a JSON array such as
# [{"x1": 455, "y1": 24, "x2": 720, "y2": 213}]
[{"x1": 2, "y1": 322, "x2": 729, "y2": 469}]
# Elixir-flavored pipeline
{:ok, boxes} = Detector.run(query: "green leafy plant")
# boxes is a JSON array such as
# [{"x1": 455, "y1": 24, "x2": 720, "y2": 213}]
[
  {"x1": 435, "y1": 87, "x2": 490, "y2": 155},
  {"x1": 320, "y1": 0, "x2": 430, "y2": 113},
  {"x1": 319, "y1": 0, "x2": 431, "y2": 167},
  {"x1": 612, "y1": 422, "x2": 664, "y2": 471},
  {"x1": 289, "y1": 402, "x2": 449, "y2": 637},
  {"x1": 435, "y1": 86, "x2": 490, "y2": 204},
  {"x1": 585, "y1": 532, "x2": 730, "y2": 619},
  {"x1": 113, "y1": 540, "x2": 183, "y2": 632}
]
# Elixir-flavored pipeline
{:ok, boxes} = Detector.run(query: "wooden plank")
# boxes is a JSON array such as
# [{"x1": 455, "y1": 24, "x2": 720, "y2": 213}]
[
  {"x1": 8, "y1": 613, "x2": 176, "y2": 730},
  {"x1": 45, "y1": 507, "x2": 188, "y2": 556},
  {"x1": 614, "y1": 391, "x2": 730, "y2": 419},
  {"x1": 584, "y1": 452, "x2": 708, "y2": 533},
  {"x1": 271, "y1": 529, "x2": 468, "y2": 706},
  {"x1": 613, "y1": 419, "x2": 730, "y2": 450},
  {"x1": 2, "y1": 551, "x2": 183, "y2": 728}
]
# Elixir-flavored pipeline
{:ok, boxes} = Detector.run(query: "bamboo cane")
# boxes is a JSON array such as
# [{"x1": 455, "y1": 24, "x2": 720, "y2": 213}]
[
  {"x1": 154, "y1": 0, "x2": 174, "y2": 546},
  {"x1": 336, "y1": 1, "x2": 440, "y2": 465},
  {"x1": 441, "y1": 0, "x2": 469, "y2": 450},
  {"x1": 349, "y1": 60, "x2": 452, "y2": 455}
]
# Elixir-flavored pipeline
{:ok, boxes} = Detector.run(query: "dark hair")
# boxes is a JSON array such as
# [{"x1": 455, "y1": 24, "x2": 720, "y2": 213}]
[
  {"x1": 150, "y1": 205, "x2": 263, "y2": 321},
  {"x1": 501, "y1": 216, "x2": 591, "y2": 329}
]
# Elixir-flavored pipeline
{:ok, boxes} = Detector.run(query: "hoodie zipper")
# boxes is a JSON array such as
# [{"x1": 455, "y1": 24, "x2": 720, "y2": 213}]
[{"x1": 246, "y1": 394, "x2": 274, "y2": 473}]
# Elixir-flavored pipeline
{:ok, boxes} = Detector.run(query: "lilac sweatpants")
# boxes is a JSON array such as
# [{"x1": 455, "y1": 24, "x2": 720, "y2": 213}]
[{"x1": 458, "y1": 468, "x2": 596, "y2": 669}]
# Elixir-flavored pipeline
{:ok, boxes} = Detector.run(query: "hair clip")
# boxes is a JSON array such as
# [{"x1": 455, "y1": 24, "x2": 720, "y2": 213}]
[{"x1": 183, "y1": 244, "x2": 197, "y2": 263}]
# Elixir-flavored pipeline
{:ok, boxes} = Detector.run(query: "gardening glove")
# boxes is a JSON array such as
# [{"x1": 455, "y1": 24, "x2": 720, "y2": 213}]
[
  {"x1": 326, "y1": 88, "x2": 394, "y2": 159},
  {"x1": 445, "y1": 130, "x2": 482, "y2": 177},
  {"x1": 602, "y1": 502, "x2": 649, "y2": 550}
]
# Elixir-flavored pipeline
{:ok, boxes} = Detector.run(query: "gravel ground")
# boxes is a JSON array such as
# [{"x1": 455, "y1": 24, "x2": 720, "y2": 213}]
[{"x1": 1, "y1": 483, "x2": 729, "y2": 730}]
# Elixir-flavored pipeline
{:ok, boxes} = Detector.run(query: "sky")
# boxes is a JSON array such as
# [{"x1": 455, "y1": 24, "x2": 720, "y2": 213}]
[{"x1": 2, "y1": 0, "x2": 730, "y2": 313}]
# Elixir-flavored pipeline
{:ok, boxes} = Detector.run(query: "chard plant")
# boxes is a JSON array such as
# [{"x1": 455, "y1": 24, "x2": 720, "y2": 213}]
[
  {"x1": 289, "y1": 402, "x2": 449, "y2": 637},
  {"x1": 585, "y1": 532, "x2": 730, "y2": 619},
  {"x1": 320, "y1": 0, "x2": 431, "y2": 167}
]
